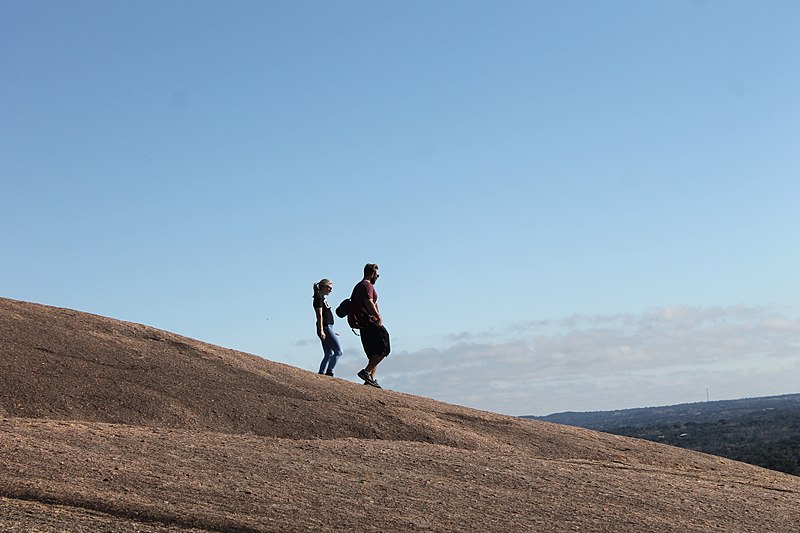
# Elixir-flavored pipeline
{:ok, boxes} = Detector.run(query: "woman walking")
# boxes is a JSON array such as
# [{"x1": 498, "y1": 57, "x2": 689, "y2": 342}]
[{"x1": 313, "y1": 279, "x2": 342, "y2": 376}]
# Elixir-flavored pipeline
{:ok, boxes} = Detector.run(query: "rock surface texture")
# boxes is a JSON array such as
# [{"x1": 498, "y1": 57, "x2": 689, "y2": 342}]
[{"x1": 2, "y1": 297, "x2": 799, "y2": 532}]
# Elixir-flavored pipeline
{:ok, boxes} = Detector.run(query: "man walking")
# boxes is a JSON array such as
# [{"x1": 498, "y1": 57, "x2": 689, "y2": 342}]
[{"x1": 350, "y1": 263, "x2": 390, "y2": 388}]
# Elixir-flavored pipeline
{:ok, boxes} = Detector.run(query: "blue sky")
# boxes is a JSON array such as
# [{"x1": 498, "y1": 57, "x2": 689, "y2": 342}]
[{"x1": 2, "y1": 1, "x2": 799, "y2": 415}]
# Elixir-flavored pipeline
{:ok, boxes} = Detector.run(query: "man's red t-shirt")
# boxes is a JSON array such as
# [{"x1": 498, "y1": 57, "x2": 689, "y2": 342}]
[{"x1": 351, "y1": 279, "x2": 378, "y2": 327}]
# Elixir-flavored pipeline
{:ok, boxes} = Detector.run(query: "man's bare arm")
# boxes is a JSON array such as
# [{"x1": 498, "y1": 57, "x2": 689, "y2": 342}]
[{"x1": 365, "y1": 299, "x2": 382, "y2": 327}]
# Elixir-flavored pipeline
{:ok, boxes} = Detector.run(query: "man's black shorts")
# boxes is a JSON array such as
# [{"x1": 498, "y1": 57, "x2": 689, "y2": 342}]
[{"x1": 360, "y1": 323, "x2": 390, "y2": 358}]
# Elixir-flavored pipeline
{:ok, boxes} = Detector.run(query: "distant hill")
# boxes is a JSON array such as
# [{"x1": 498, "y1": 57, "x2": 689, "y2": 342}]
[
  {"x1": 528, "y1": 394, "x2": 800, "y2": 476},
  {"x1": 3, "y1": 296, "x2": 800, "y2": 532}
]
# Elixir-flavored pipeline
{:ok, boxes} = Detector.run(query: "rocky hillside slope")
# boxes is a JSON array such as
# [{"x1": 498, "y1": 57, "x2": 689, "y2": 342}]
[{"x1": 2, "y1": 297, "x2": 799, "y2": 532}]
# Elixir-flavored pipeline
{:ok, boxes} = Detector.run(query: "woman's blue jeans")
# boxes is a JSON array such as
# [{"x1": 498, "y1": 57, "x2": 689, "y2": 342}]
[{"x1": 318, "y1": 324, "x2": 342, "y2": 374}]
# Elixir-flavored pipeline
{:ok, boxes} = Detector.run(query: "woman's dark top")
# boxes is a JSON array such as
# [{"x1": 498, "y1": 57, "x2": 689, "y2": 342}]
[{"x1": 313, "y1": 294, "x2": 334, "y2": 326}]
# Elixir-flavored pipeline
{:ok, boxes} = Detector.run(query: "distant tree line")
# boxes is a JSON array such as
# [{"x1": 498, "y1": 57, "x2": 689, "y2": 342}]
[
  {"x1": 528, "y1": 394, "x2": 800, "y2": 477},
  {"x1": 607, "y1": 410, "x2": 800, "y2": 477}
]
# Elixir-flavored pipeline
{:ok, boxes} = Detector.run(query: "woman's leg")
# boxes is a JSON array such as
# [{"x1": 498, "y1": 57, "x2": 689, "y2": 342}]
[
  {"x1": 322, "y1": 324, "x2": 342, "y2": 373},
  {"x1": 319, "y1": 336, "x2": 333, "y2": 374}
]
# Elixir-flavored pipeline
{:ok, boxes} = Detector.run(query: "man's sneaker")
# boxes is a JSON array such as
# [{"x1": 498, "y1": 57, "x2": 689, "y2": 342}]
[
  {"x1": 325, "y1": 370, "x2": 334, "y2": 377},
  {"x1": 357, "y1": 369, "x2": 382, "y2": 388}
]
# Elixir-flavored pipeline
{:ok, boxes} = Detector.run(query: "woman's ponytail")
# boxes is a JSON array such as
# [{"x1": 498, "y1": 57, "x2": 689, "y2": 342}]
[{"x1": 313, "y1": 279, "x2": 332, "y2": 297}]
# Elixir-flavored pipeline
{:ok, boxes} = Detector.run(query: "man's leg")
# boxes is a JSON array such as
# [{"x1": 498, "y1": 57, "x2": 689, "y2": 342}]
[
  {"x1": 358, "y1": 325, "x2": 386, "y2": 387},
  {"x1": 365, "y1": 354, "x2": 385, "y2": 378}
]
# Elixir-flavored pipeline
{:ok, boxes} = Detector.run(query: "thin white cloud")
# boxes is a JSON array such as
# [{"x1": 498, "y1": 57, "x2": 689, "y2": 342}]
[{"x1": 380, "y1": 305, "x2": 800, "y2": 416}]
